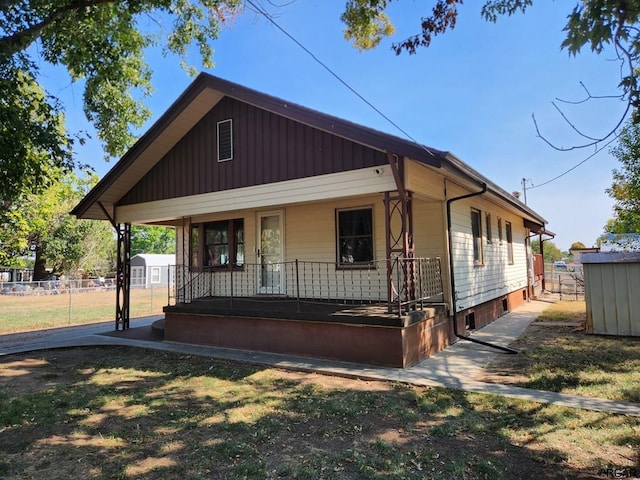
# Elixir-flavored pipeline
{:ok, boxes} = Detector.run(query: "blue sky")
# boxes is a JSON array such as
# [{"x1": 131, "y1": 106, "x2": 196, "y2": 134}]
[{"x1": 46, "y1": 1, "x2": 627, "y2": 251}]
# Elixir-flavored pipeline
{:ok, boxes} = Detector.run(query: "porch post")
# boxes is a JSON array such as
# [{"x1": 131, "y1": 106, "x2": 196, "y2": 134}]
[
  {"x1": 385, "y1": 153, "x2": 415, "y2": 314},
  {"x1": 115, "y1": 223, "x2": 131, "y2": 330}
]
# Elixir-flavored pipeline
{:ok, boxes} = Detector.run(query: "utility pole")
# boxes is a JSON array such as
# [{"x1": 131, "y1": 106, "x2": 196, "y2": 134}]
[{"x1": 522, "y1": 177, "x2": 529, "y2": 205}]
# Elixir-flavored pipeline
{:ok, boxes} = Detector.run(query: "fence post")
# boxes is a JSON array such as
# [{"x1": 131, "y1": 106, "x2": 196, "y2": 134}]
[
  {"x1": 68, "y1": 280, "x2": 72, "y2": 324},
  {"x1": 230, "y1": 266, "x2": 234, "y2": 309},
  {"x1": 397, "y1": 259, "x2": 402, "y2": 317},
  {"x1": 295, "y1": 259, "x2": 300, "y2": 312},
  {"x1": 558, "y1": 274, "x2": 562, "y2": 300}
]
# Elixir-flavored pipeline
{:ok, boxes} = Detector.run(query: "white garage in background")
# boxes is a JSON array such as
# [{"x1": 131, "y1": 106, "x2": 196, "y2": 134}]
[{"x1": 130, "y1": 254, "x2": 175, "y2": 288}]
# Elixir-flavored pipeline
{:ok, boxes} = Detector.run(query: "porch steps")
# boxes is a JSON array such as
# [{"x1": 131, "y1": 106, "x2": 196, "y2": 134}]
[{"x1": 151, "y1": 318, "x2": 165, "y2": 339}]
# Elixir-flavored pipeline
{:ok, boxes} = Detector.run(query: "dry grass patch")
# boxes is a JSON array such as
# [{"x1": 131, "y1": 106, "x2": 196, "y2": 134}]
[
  {"x1": 479, "y1": 301, "x2": 640, "y2": 402},
  {"x1": 0, "y1": 287, "x2": 166, "y2": 333},
  {"x1": 535, "y1": 300, "x2": 587, "y2": 323},
  {"x1": 0, "y1": 346, "x2": 637, "y2": 479}
]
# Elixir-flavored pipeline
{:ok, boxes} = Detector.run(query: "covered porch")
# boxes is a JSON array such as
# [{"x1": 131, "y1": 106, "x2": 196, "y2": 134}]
[{"x1": 162, "y1": 256, "x2": 451, "y2": 368}]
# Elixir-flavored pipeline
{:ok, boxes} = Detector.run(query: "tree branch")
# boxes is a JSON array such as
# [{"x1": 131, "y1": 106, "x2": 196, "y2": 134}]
[{"x1": 0, "y1": 0, "x2": 121, "y2": 59}]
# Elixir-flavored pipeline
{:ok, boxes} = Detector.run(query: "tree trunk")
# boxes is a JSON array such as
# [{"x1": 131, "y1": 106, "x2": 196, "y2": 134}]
[{"x1": 32, "y1": 246, "x2": 47, "y2": 281}]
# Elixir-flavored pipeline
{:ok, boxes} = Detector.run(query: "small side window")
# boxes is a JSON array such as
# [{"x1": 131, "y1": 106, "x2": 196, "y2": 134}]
[
  {"x1": 506, "y1": 221, "x2": 514, "y2": 264},
  {"x1": 217, "y1": 119, "x2": 233, "y2": 162},
  {"x1": 471, "y1": 208, "x2": 483, "y2": 265},
  {"x1": 485, "y1": 212, "x2": 492, "y2": 244},
  {"x1": 150, "y1": 267, "x2": 162, "y2": 284}
]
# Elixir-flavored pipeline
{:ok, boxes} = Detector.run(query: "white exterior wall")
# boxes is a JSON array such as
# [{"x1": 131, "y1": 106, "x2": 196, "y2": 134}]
[{"x1": 449, "y1": 194, "x2": 529, "y2": 312}]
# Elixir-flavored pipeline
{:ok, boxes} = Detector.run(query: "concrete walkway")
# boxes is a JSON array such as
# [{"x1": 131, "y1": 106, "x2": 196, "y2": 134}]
[{"x1": 1, "y1": 302, "x2": 639, "y2": 417}]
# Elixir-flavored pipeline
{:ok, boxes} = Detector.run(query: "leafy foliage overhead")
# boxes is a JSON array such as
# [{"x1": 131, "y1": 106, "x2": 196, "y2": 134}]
[
  {"x1": 0, "y1": 0, "x2": 241, "y2": 213},
  {"x1": 606, "y1": 121, "x2": 640, "y2": 233},
  {"x1": 342, "y1": 0, "x2": 640, "y2": 122}
]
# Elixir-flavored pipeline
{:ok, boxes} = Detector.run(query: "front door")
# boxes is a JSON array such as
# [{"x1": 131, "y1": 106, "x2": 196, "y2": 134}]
[{"x1": 258, "y1": 211, "x2": 284, "y2": 294}]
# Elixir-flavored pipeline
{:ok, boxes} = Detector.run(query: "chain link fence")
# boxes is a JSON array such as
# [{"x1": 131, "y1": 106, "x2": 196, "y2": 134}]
[
  {"x1": 544, "y1": 264, "x2": 585, "y2": 301},
  {"x1": 0, "y1": 278, "x2": 170, "y2": 332}
]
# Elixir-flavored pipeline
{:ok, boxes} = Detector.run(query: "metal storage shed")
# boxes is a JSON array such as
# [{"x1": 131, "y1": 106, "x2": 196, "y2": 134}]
[{"x1": 582, "y1": 252, "x2": 640, "y2": 337}]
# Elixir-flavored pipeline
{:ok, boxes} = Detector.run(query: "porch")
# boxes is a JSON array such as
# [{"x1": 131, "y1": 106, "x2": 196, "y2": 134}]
[
  {"x1": 163, "y1": 257, "x2": 453, "y2": 367},
  {"x1": 168, "y1": 257, "x2": 446, "y2": 320}
]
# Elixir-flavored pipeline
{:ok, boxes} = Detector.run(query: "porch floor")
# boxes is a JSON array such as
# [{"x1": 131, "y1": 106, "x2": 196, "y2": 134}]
[{"x1": 164, "y1": 297, "x2": 446, "y2": 327}]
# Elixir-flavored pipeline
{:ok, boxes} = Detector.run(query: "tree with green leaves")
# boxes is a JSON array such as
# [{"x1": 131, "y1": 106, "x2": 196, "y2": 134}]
[
  {"x1": 131, "y1": 226, "x2": 176, "y2": 256},
  {"x1": 606, "y1": 121, "x2": 640, "y2": 234},
  {"x1": 531, "y1": 239, "x2": 564, "y2": 263},
  {"x1": 1, "y1": 0, "x2": 241, "y2": 216},
  {"x1": 0, "y1": 171, "x2": 115, "y2": 279},
  {"x1": 3, "y1": 0, "x2": 640, "y2": 214}
]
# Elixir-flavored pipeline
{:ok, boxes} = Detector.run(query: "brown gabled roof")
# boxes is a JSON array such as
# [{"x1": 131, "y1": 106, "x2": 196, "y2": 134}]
[
  {"x1": 72, "y1": 73, "x2": 445, "y2": 221},
  {"x1": 72, "y1": 72, "x2": 547, "y2": 229}
]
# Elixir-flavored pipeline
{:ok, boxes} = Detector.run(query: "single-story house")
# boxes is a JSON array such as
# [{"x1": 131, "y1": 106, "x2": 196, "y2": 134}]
[
  {"x1": 130, "y1": 254, "x2": 175, "y2": 287},
  {"x1": 72, "y1": 73, "x2": 551, "y2": 367}
]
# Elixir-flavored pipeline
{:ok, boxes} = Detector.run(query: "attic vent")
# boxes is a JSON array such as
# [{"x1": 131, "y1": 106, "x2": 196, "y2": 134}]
[{"x1": 217, "y1": 119, "x2": 233, "y2": 162}]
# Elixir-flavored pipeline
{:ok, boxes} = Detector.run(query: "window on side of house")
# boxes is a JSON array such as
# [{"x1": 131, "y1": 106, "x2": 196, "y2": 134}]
[
  {"x1": 471, "y1": 208, "x2": 483, "y2": 265},
  {"x1": 497, "y1": 217, "x2": 503, "y2": 244},
  {"x1": 217, "y1": 119, "x2": 233, "y2": 162},
  {"x1": 506, "y1": 221, "x2": 514, "y2": 264},
  {"x1": 485, "y1": 212, "x2": 492, "y2": 244},
  {"x1": 337, "y1": 208, "x2": 374, "y2": 267},
  {"x1": 190, "y1": 219, "x2": 244, "y2": 268},
  {"x1": 150, "y1": 267, "x2": 161, "y2": 284}
]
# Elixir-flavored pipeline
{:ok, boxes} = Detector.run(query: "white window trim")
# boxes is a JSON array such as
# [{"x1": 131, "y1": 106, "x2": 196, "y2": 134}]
[
  {"x1": 150, "y1": 266, "x2": 162, "y2": 284},
  {"x1": 471, "y1": 208, "x2": 484, "y2": 266}
]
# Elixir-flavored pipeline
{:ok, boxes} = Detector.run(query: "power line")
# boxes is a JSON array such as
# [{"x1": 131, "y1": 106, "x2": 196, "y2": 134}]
[
  {"x1": 243, "y1": 0, "x2": 435, "y2": 157},
  {"x1": 246, "y1": 0, "x2": 617, "y2": 188},
  {"x1": 528, "y1": 135, "x2": 618, "y2": 190}
]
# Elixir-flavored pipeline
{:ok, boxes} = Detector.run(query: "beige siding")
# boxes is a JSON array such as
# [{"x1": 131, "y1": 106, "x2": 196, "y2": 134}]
[
  {"x1": 173, "y1": 195, "x2": 390, "y2": 301},
  {"x1": 284, "y1": 195, "x2": 388, "y2": 300},
  {"x1": 413, "y1": 199, "x2": 446, "y2": 258},
  {"x1": 413, "y1": 199, "x2": 449, "y2": 302},
  {"x1": 405, "y1": 160, "x2": 445, "y2": 200},
  {"x1": 584, "y1": 260, "x2": 640, "y2": 336}
]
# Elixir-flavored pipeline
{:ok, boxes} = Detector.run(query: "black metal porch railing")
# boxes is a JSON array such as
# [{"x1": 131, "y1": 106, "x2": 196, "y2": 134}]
[{"x1": 168, "y1": 257, "x2": 444, "y2": 317}]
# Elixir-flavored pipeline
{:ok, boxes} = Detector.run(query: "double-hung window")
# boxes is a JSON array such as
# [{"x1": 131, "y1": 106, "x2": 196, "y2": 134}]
[
  {"x1": 337, "y1": 208, "x2": 374, "y2": 266},
  {"x1": 471, "y1": 208, "x2": 483, "y2": 265},
  {"x1": 506, "y1": 221, "x2": 514, "y2": 264},
  {"x1": 150, "y1": 267, "x2": 161, "y2": 284}
]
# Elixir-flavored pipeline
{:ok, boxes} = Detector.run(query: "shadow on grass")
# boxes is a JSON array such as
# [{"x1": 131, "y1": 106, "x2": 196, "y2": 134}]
[{"x1": 0, "y1": 346, "x2": 637, "y2": 479}]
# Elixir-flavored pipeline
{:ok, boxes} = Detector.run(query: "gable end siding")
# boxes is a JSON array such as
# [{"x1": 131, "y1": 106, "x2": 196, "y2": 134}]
[{"x1": 118, "y1": 97, "x2": 388, "y2": 205}]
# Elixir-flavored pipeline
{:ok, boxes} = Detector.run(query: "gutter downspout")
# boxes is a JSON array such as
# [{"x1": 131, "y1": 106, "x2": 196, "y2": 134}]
[{"x1": 446, "y1": 182, "x2": 518, "y2": 354}]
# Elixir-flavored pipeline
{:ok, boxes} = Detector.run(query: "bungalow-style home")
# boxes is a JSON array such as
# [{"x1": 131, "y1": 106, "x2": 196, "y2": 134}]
[
  {"x1": 130, "y1": 254, "x2": 175, "y2": 287},
  {"x1": 72, "y1": 73, "x2": 551, "y2": 367}
]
